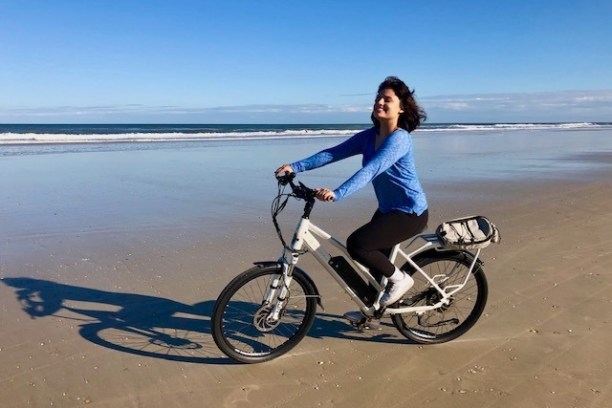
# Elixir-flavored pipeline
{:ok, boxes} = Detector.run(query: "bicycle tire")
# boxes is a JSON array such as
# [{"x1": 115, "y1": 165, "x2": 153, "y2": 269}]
[
  {"x1": 392, "y1": 251, "x2": 488, "y2": 344},
  {"x1": 211, "y1": 264, "x2": 318, "y2": 363}
]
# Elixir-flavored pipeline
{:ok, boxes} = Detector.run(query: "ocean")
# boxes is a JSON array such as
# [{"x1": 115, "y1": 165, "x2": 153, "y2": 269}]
[
  {"x1": 1, "y1": 121, "x2": 611, "y2": 251},
  {"x1": 2, "y1": 122, "x2": 611, "y2": 179},
  {"x1": 2, "y1": 122, "x2": 611, "y2": 183},
  {"x1": 2, "y1": 122, "x2": 611, "y2": 146},
  {"x1": 3, "y1": 122, "x2": 612, "y2": 176},
  {"x1": 2, "y1": 122, "x2": 611, "y2": 165},
  {"x1": 0, "y1": 123, "x2": 364, "y2": 144}
]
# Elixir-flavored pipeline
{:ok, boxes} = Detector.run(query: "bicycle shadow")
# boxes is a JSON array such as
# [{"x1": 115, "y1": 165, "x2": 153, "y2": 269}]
[
  {"x1": 2, "y1": 277, "x2": 234, "y2": 364},
  {"x1": 2, "y1": 277, "x2": 411, "y2": 364}
]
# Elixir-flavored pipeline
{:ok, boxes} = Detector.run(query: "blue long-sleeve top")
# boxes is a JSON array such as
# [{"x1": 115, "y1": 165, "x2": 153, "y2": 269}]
[{"x1": 290, "y1": 127, "x2": 427, "y2": 215}]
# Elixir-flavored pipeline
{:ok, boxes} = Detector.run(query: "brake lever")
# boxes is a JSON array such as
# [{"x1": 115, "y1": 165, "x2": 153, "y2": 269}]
[{"x1": 276, "y1": 172, "x2": 295, "y2": 186}]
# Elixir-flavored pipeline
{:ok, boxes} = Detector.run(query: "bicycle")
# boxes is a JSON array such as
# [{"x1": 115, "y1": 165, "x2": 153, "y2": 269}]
[{"x1": 211, "y1": 173, "x2": 499, "y2": 363}]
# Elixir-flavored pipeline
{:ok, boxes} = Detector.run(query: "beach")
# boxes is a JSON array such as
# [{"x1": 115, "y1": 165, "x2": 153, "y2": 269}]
[{"x1": 1, "y1": 126, "x2": 611, "y2": 407}]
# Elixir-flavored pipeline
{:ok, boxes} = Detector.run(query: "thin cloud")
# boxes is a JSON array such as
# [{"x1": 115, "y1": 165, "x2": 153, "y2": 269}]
[
  {"x1": 0, "y1": 103, "x2": 368, "y2": 117},
  {"x1": 421, "y1": 90, "x2": 612, "y2": 112},
  {"x1": 2, "y1": 90, "x2": 611, "y2": 122}
]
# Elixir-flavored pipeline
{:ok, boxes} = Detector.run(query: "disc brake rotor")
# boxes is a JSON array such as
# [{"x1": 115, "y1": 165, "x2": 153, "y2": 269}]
[{"x1": 253, "y1": 304, "x2": 282, "y2": 332}]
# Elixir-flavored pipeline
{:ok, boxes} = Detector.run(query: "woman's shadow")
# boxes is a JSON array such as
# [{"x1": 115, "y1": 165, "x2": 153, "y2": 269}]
[
  {"x1": 2, "y1": 277, "x2": 236, "y2": 364},
  {"x1": 2, "y1": 277, "x2": 407, "y2": 364}
]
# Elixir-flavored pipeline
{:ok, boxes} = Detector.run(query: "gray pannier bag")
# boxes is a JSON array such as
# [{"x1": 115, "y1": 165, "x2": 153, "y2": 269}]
[{"x1": 436, "y1": 215, "x2": 501, "y2": 250}]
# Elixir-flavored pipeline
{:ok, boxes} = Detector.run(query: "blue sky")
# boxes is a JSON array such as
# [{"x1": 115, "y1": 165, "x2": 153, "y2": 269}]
[{"x1": 1, "y1": 0, "x2": 611, "y2": 123}]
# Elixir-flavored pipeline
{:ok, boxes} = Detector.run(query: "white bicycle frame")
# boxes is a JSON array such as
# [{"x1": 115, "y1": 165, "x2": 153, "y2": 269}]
[{"x1": 270, "y1": 216, "x2": 481, "y2": 319}]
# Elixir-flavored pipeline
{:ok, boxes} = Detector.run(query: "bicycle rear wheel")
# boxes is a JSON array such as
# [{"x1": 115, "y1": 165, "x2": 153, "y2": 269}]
[
  {"x1": 392, "y1": 251, "x2": 488, "y2": 344},
  {"x1": 211, "y1": 264, "x2": 318, "y2": 363}
]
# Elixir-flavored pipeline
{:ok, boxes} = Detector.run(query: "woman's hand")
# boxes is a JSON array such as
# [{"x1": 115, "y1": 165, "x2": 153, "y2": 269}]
[
  {"x1": 274, "y1": 164, "x2": 294, "y2": 177},
  {"x1": 314, "y1": 188, "x2": 335, "y2": 202}
]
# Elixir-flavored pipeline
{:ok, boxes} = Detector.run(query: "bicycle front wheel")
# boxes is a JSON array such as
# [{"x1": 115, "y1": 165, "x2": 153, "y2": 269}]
[
  {"x1": 211, "y1": 264, "x2": 318, "y2": 363},
  {"x1": 392, "y1": 251, "x2": 488, "y2": 344}
]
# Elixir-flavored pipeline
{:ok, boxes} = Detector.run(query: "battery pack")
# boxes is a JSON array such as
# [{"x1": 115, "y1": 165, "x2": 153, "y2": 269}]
[{"x1": 328, "y1": 256, "x2": 378, "y2": 305}]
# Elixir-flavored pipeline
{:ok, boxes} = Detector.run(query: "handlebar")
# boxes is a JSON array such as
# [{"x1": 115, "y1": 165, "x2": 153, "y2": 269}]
[
  {"x1": 276, "y1": 172, "x2": 316, "y2": 202},
  {"x1": 272, "y1": 172, "x2": 317, "y2": 248}
]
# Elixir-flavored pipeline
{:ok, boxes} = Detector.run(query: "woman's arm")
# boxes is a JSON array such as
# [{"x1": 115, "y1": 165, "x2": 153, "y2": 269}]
[
  {"x1": 333, "y1": 130, "x2": 411, "y2": 200},
  {"x1": 290, "y1": 130, "x2": 368, "y2": 172}
]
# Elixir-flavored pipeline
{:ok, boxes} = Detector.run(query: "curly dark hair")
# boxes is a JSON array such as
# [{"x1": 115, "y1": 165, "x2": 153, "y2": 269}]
[{"x1": 370, "y1": 76, "x2": 427, "y2": 133}]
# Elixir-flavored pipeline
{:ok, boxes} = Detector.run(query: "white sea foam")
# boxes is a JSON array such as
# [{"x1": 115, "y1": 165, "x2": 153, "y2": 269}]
[
  {"x1": 0, "y1": 123, "x2": 608, "y2": 145},
  {"x1": 417, "y1": 122, "x2": 603, "y2": 132},
  {"x1": 0, "y1": 129, "x2": 357, "y2": 145}
]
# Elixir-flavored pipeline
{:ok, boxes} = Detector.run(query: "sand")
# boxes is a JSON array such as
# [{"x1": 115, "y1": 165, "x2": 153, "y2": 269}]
[{"x1": 1, "y1": 146, "x2": 611, "y2": 407}]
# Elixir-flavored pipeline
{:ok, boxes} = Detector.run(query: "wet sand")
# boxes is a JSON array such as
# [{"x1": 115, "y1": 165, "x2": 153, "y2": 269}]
[{"x1": 1, "y1": 138, "x2": 611, "y2": 407}]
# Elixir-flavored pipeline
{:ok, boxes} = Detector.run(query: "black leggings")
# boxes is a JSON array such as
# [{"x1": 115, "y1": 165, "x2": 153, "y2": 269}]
[{"x1": 346, "y1": 209, "x2": 429, "y2": 278}]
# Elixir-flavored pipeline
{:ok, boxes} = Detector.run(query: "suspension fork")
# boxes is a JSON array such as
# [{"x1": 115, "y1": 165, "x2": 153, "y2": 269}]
[
  {"x1": 263, "y1": 272, "x2": 283, "y2": 305},
  {"x1": 264, "y1": 259, "x2": 296, "y2": 322},
  {"x1": 264, "y1": 216, "x2": 311, "y2": 321}
]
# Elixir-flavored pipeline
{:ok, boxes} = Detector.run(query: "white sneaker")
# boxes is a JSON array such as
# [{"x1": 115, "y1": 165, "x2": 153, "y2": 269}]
[{"x1": 379, "y1": 273, "x2": 414, "y2": 308}]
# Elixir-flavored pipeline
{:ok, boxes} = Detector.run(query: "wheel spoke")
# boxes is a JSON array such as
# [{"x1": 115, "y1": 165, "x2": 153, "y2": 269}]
[
  {"x1": 212, "y1": 266, "x2": 317, "y2": 362},
  {"x1": 394, "y1": 253, "x2": 488, "y2": 343}
]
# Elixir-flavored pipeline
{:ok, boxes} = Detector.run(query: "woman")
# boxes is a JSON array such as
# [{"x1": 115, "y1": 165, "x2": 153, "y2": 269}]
[{"x1": 275, "y1": 76, "x2": 428, "y2": 313}]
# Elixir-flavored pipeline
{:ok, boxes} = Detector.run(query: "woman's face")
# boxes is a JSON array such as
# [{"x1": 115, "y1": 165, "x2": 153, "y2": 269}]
[{"x1": 373, "y1": 88, "x2": 403, "y2": 122}]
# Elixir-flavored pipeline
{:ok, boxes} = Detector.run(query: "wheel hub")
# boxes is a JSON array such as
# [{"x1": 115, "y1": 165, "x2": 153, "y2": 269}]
[
  {"x1": 426, "y1": 290, "x2": 454, "y2": 312},
  {"x1": 253, "y1": 305, "x2": 282, "y2": 332}
]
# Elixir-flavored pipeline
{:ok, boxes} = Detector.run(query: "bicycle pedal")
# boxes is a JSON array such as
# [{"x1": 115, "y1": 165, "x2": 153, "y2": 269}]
[
  {"x1": 343, "y1": 311, "x2": 380, "y2": 331},
  {"x1": 357, "y1": 319, "x2": 381, "y2": 331}
]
